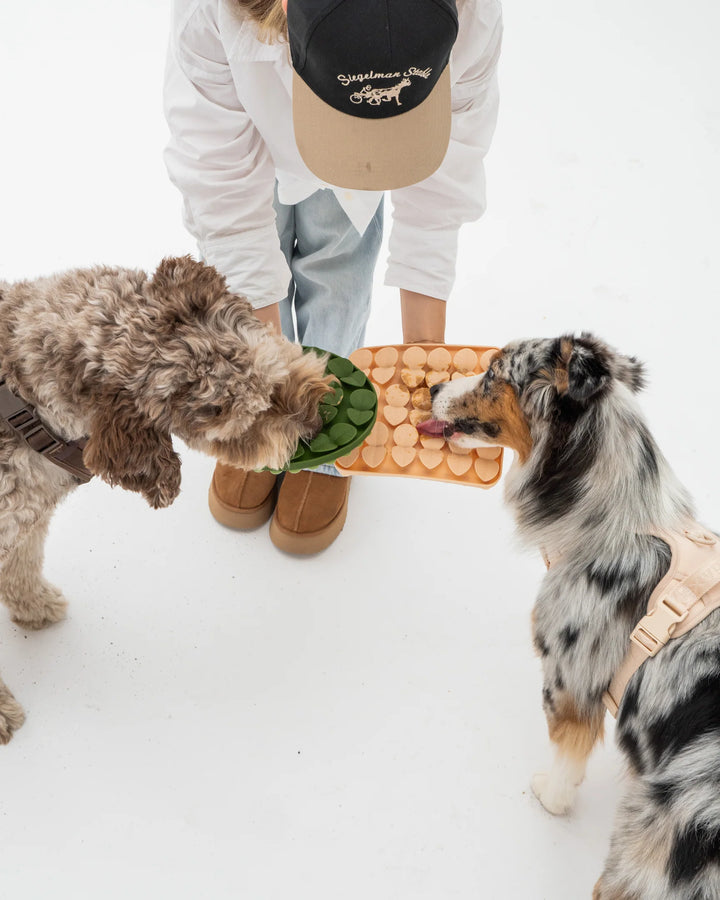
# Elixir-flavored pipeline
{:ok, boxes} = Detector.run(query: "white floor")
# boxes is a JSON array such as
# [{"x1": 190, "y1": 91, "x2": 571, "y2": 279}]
[{"x1": 1, "y1": 1, "x2": 719, "y2": 898}]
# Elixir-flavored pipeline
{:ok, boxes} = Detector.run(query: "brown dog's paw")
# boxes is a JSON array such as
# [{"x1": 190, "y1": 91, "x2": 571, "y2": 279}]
[
  {"x1": 0, "y1": 686, "x2": 25, "y2": 744},
  {"x1": 6, "y1": 583, "x2": 68, "y2": 631},
  {"x1": 143, "y1": 466, "x2": 182, "y2": 509}
]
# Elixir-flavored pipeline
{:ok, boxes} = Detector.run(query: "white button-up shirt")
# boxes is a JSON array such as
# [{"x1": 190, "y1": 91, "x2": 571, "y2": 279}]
[{"x1": 164, "y1": 0, "x2": 502, "y2": 308}]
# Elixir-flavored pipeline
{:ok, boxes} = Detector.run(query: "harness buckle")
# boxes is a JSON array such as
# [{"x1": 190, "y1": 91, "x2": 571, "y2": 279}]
[{"x1": 630, "y1": 589, "x2": 691, "y2": 658}]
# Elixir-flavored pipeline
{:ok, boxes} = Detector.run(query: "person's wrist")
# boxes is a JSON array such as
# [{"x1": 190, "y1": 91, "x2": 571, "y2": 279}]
[
  {"x1": 403, "y1": 334, "x2": 445, "y2": 344},
  {"x1": 252, "y1": 301, "x2": 282, "y2": 333},
  {"x1": 400, "y1": 289, "x2": 446, "y2": 344}
]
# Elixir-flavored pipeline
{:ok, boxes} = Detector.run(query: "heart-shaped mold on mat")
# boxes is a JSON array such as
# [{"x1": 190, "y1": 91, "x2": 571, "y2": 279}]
[{"x1": 347, "y1": 408, "x2": 374, "y2": 426}]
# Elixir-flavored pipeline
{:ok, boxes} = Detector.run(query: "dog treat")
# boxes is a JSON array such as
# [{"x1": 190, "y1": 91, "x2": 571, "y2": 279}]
[
  {"x1": 267, "y1": 348, "x2": 378, "y2": 473},
  {"x1": 400, "y1": 367, "x2": 426, "y2": 388},
  {"x1": 335, "y1": 344, "x2": 503, "y2": 488},
  {"x1": 411, "y1": 387, "x2": 432, "y2": 410},
  {"x1": 426, "y1": 370, "x2": 450, "y2": 388}
]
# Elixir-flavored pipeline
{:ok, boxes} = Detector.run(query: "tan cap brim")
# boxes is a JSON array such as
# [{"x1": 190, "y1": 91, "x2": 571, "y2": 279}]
[{"x1": 292, "y1": 66, "x2": 451, "y2": 191}]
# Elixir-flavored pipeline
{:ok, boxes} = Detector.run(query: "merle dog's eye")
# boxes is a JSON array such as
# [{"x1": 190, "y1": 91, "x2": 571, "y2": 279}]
[{"x1": 485, "y1": 367, "x2": 495, "y2": 381}]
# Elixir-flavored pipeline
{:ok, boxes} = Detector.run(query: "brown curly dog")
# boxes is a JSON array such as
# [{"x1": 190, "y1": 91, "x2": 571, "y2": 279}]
[{"x1": 0, "y1": 255, "x2": 330, "y2": 741}]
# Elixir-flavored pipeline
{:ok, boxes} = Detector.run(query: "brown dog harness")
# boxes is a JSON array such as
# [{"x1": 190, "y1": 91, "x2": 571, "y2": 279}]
[{"x1": 0, "y1": 375, "x2": 92, "y2": 483}]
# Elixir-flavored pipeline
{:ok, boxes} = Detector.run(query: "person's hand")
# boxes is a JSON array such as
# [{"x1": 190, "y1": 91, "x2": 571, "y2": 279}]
[{"x1": 400, "y1": 289, "x2": 446, "y2": 344}]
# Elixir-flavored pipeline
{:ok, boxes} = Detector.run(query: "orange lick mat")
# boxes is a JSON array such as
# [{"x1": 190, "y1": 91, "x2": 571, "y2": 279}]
[{"x1": 334, "y1": 344, "x2": 503, "y2": 488}]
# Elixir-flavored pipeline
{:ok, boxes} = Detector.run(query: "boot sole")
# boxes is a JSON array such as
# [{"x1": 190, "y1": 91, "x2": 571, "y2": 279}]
[
  {"x1": 208, "y1": 477, "x2": 277, "y2": 531},
  {"x1": 268, "y1": 487, "x2": 350, "y2": 555}
]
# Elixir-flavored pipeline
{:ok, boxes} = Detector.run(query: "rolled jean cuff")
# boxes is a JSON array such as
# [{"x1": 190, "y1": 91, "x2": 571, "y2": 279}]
[{"x1": 308, "y1": 462, "x2": 344, "y2": 478}]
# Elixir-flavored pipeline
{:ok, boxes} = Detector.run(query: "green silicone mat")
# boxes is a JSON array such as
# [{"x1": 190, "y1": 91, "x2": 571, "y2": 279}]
[{"x1": 265, "y1": 347, "x2": 378, "y2": 474}]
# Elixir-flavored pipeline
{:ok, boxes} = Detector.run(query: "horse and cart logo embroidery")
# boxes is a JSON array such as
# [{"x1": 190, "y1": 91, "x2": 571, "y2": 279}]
[{"x1": 349, "y1": 77, "x2": 412, "y2": 106}]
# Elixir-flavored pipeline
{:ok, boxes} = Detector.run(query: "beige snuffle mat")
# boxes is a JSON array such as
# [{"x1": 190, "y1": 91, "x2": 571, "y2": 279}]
[{"x1": 334, "y1": 344, "x2": 503, "y2": 488}]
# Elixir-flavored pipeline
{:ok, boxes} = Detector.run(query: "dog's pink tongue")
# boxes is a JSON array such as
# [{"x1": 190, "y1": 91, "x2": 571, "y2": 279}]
[{"x1": 416, "y1": 418, "x2": 448, "y2": 436}]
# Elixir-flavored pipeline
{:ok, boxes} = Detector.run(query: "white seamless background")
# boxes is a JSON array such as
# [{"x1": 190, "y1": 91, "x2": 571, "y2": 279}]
[{"x1": 0, "y1": 2, "x2": 718, "y2": 898}]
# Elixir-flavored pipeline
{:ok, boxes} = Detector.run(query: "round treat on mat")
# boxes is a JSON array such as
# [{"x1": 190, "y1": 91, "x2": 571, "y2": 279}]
[
  {"x1": 374, "y1": 346, "x2": 399, "y2": 368},
  {"x1": 393, "y1": 424, "x2": 419, "y2": 447},
  {"x1": 402, "y1": 345, "x2": 427, "y2": 368},
  {"x1": 427, "y1": 347, "x2": 452, "y2": 370},
  {"x1": 452, "y1": 348, "x2": 478, "y2": 373}
]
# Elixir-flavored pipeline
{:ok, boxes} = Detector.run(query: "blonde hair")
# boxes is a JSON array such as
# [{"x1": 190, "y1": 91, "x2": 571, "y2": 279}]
[{"x1": 236, "y1": 0, "x2": 287, "y2": 43}]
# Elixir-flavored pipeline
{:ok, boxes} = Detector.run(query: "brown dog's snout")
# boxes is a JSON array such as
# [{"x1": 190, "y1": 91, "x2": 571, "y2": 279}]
[{"x1": 305, "y1": 411, "x2": 323, "y2": 440}]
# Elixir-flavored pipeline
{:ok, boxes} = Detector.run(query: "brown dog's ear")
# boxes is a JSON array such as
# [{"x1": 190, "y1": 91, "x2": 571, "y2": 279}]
[
  {"x1": 149, "y1": 256, "x2": 234, "y2": 317},
  {"x1": 83, "y1": 398, "x2": 181, "y2": 509}
]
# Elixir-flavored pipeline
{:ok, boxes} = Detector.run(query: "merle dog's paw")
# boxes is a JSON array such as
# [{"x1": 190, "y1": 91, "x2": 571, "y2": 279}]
[{"x1": 531, "y1": 772, "x2": 577, "y2": 816}]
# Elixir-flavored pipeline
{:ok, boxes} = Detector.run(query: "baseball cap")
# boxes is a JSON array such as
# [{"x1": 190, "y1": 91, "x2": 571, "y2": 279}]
[{"x1": 288, "y1": 0, "x2": 459, "y2": 191}]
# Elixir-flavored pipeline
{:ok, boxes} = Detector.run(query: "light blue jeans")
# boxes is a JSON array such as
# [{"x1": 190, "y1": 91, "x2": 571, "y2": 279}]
[{"x1": 274, "y1": 186, "x2": 384, "y2": 475}]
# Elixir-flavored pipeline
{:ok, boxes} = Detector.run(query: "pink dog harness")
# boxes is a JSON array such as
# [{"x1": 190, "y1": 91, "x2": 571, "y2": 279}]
[{"x1": 603, "y1": 523, "x2": 720, "y2": 717}]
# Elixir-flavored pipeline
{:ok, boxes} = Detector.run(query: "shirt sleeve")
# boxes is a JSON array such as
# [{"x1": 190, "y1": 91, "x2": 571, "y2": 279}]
[
  {"x1": 384, "y1": 0, "x2": 503, "y2": 301},
  {"x1": 163, "y1": 0, "x2": 289, "y2": 308}
]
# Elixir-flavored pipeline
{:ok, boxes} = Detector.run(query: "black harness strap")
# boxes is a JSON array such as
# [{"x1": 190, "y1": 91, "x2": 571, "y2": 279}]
[{"x1": 0, "y1": 375, "x2": 92, "y2": 483}]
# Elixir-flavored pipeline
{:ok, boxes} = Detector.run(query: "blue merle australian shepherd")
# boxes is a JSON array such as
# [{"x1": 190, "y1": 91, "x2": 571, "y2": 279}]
[{"x1": 424, "y1": 334, "x2": 720, "y2": 899}]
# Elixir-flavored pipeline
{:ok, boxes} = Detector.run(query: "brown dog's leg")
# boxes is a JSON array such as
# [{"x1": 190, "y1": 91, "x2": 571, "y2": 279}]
[
  {"x1": 532, "y1": 692, "x2": 605, "y2": 815},
  {"x1": 0, "y1": 681, "x2": 25, "y2": 744},
  {"x1": 0, "y1": 513, "x2": 67, "y2": 630}
]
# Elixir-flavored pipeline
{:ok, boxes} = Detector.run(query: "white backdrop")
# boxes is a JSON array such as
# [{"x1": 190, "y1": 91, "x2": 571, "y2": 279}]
[{"x1": 0, "y1": 2, "x2": 719, "y2": 898}]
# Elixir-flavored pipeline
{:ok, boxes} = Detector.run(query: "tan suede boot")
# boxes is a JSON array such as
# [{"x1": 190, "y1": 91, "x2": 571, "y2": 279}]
[
  {"x1": 269, "y1": 471, "x2": 351, "y2": 554},
  {"x1": 208, "y1": 463, "x2": 278, "y2": 530}
]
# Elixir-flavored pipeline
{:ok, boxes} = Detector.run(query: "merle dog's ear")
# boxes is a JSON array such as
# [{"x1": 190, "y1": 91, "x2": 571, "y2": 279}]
[
  {"x1": 616, "y1": 355, "x2": 647, "y2": 393},
  {"x1": 563, "y1": 337, "x2": 612, "y2": 403},
  {"x1": 83, "y1": 396, "x2": 181, "y2": 509}
]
